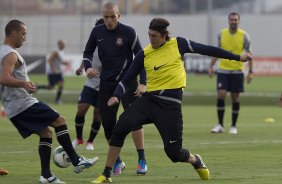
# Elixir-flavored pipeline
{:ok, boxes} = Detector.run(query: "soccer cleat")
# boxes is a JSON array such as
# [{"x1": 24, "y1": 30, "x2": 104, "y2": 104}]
[
  {"x1": 229, "y1": 126, "x2": 238, "y2": 134},
  {"x1": 72, "y1": 138, "x2": 84, "y2": 148},
  {"x1": 193, "y1": 154, "x2": 210, "y2": 180},
  {"x1": 73, "y1": 156, "x2": 99, "y2": 173},
  {"x1": 38, "y1": 176, "x2": 65, "y2": 184},
  {"x1": 91, "y1": 175, "x2": 112, "y2": 183},
  {"x1": 136, "y1": 160, "x2": 147, "y2": 175},
  {"x1": 0, "y1": 168, "x2": 9, "y2": 175},
  {"x1": 85, "y1": 141, "x2": 94, "y2": 150},
  {"x1": 211, "y1": 124, "x2": 224, "y2": 133},
  {"x1": 112, "y1": 161, "x2": 125, "y2": 176}
]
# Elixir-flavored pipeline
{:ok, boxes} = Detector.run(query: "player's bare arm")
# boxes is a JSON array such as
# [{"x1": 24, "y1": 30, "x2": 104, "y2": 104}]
[
  {"x1": 48, "y1": 51, "x2": 58, "y2": 73},
  {"x1": 246, "y1": 55, "x2": 253, "y2": 84},
  {"x1": 1, "y1": 53, "x2": 37, "y2": 93},
  {"x1": 208, "y1": 57, "x2": 217, "y2": 78}
]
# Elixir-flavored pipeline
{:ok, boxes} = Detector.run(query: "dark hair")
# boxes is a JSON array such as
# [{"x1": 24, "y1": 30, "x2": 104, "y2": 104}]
[
  {"x1": 149, "y1": 18, "x2": 170, "y2": 40},
  {"x1": 95, "y1": 18, "x2": 104, "y2": 26},
  {"x1": 228, "y1": 12, "x2": 240, "y2": 20},
  {"x1": 5, "y1": 19, "x2": 25, "y2": 36}
]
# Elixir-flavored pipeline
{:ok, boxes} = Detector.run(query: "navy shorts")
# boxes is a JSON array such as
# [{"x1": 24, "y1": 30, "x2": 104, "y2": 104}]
[
  {"x1": 217, "y1": 73, "x2": 244, "y2": 93},
  {"x1": 78, "y1": 86, "x2": 99, "y2": 107},
  {"x1": 10, "y1": 102, "x2": 60, "y2": 139},
  {"x1": 48, "y1": 74, "x2": 63, "y2": 87}
]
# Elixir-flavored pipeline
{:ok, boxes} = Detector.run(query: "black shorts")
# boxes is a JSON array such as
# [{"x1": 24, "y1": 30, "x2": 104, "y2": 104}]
[
  {"x1": 112, "y1": 93, "x2": 183, "y2": 147},
  {"x1": 10, "y1": 102, "x2": 60, "y2": 139},
  {"x1": 48, "y1": 73, "x2": 64, "y2": 87},
  {"x1": 78, "y1": 86, "x2": 99, "y2": 107},
  {"x1": 98, "y1": 79, "x2": 139, "y2": 138},
  {"x1": 217, "y1": 73, "x2": 244, "y2": 93}
]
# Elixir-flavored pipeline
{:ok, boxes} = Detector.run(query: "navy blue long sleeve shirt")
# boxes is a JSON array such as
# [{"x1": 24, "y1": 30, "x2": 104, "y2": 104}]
[
  {"x1": 83, "y1": 22, "x2": 145, "y2": 83},
  {"x1": 114, "y1": 37, "x2": 241, "y2": 99}
]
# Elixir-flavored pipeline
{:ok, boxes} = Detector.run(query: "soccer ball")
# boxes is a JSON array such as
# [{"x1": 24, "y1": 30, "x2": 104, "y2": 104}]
[{"x1": 52, "y1": 146, "x2": 71, "y2": 168}]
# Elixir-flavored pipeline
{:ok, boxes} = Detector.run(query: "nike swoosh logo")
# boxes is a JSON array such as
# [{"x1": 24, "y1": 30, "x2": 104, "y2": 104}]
[
  {"x1": 154, "y1": 64, "x2": 165, "y2": 71},
  {"x1": 97, "y1": 39, "x2": 103, "y2": 42},
  {"x1": 169, "y1": 140, "x2": 177, "y2": 144}
]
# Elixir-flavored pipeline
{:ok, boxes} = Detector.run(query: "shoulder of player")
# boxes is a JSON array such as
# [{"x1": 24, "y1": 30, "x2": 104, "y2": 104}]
[{"x1": 118, "y1": 22, "x2": 136, "y2": 34}]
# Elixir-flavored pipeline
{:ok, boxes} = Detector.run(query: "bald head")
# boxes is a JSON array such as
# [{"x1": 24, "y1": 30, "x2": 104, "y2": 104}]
[
  {"x1": 102, "y1": 2, "x2": 119, "y2": 13},
  {"x1": 57, "y1": 40, "x2": 65, "y2": 50},
  {"x1": 102, "y1": 2, "x2": 120, "y2": 30}
]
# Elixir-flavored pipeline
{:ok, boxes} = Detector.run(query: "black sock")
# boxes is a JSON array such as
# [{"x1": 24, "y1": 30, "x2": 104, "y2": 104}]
[
  {"x1": 55, "y1": 124, "x2": 80, "y2": 165},
  {"x1": 87, "y1": 120, "x2": 101, "y2": 142},
  {"x1": 232, "y1": 102, "x2": 240, "y2": 127},
  {"x1": 39, "y1": 138, "x2": 52, "y2": 178},
  {"x1": 217, "y1": 99, "x2": 225, "y2": 126},
  {"x1": 55, "y1": 88, "x2": 63, "y2": 102},
  {"x1": 103, "y1": 166, "x2": 112, "y2": 178},
  {"x1": 137, "y1": 149, "x2": 145, "y2": 161},
  {"x1": 192, "y1": 156, "x2": 201, "y2": 169},
  {"x1": 75, "y1": 116, "x2": 85, "y2": 140}
]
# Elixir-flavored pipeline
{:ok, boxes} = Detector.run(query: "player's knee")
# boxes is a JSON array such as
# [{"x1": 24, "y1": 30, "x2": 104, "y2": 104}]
[
  {"x1": 52, "y1": 116, "x2": 66, "y2": 127},
  {"x1": 38, "y1": 127, "x2": 52, "y2": 138},
  {"x1": 164, "y1": 144, "x2": 189, "y2": 163}
]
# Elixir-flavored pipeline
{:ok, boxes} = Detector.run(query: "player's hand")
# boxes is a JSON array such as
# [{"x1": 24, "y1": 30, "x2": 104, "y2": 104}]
[
  {"x1": 76, "y1": 68, "x2": 83, "y2": 76},
  {"x1": 135, "y1": 84, "x2": 146, "y2": 96},
  {"x1": 108, "y1": 97, "x2": 119, "y2": 106},
  {"x1": 86, "y1": 68, "x2": 99, "y2": 78},
  {"x1": 240, "y1": 52, "x2": 253, "y2": 62},
  {"x1": 24, "y1": 81, "x2": 37, "y2": 93},
  {"x1": 246, "y1": 72, "x2": 253, "y2": 84},
  {"x1": 208, "y1": 67, "x2": 214, "y2": 78}
]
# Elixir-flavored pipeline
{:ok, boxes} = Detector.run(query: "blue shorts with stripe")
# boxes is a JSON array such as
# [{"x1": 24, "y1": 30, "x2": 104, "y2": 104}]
[
  {"x1": 10, "y1": 102, "x2": 60, "y2": 139},
  {"x1": 217, "y1": 73, "x2": 244, "y2": 93},
  {"x1": 78, "y1": 86, "x2": 99, "y2": 107}
]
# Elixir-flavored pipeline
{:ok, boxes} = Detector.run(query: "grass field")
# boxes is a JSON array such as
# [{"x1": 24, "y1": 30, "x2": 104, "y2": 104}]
[{"x1": 0, "y1": 74, "x2": 281, "y2": 184}]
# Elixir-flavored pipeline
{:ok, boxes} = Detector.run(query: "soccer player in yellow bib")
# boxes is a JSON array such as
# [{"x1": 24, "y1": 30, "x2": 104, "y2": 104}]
[
  {"x1": 209, "y1": 12, "x2": 253, "y2": 135},
  {"x1": 91, "y1": 18, "x2": 252, "y2": 183}
]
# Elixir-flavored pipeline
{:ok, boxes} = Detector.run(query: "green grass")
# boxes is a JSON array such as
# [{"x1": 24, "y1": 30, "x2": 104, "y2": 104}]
[
  {"x1": 0, "y1": 104, "x2": 281, "y2": 184},
  {"x1": 29, "y1": 74, "x2": 281, "y2": 105},
  {"x1": 1, "y1": 74, "x2": 281, "y2": 183}
]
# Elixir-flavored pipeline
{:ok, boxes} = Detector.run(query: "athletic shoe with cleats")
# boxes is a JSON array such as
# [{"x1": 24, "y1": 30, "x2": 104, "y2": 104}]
[
  {"x1": 211, "y1": 124, "x2": 224, "y2": 133},
  {"x1": 193, "y1": 154, "x2": 210, "y2": 180},
  {"x1": 72, "y1": 138, "x2": 84, "y2": 148},
  {"x1": 85, "y1": 141, "x2": 94, "y2": 150},
  {"x1": 38, "y1": 176, "x2": 65, "y2": 184},
  {"x1": 91, "y1": 175, "x2": 112, "y2": 184},
  {"x1": 229, "y1": 126, "x2": 238, "y2": 134},
  {"x1": 136, "y1": 159, "x2": 147, "y2": 175},
  {"x1": 0, "y1": 168, "x2": 9, "y2": 175},
  {"x1": 73, "y1": 156, "x2": 99, "y2": 173},
  {"x1": 112, "y1": 161, "x2": 125, "y2": 176}
]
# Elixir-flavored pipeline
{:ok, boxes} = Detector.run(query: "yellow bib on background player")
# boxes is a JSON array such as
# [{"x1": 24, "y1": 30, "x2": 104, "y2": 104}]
[
  {"x1": 219, "y1": 28, "x2": 245, "y2": 71},
  {"x1": 143, "y1": 38, "x2": 186, "y2": 92}
]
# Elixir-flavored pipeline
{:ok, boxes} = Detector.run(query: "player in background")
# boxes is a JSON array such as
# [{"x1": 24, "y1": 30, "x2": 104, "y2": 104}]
[
  {"x1": 91, "y1": 17, "x2": 252, "y2": 183},
  {"x1": 209, "y1": 12, "x2": 253, "y2": 134},
  {"x1": 0, "y1": 19, "x2": 98, "y2": 183},
  {"x1": 83, "y1": 2, "x2": 147, "y2": 175},
  {"x1": 72, "y1": 18, "x2": 104, "y2": 151},
  {"x1": 37, "y1": 40, "x2": 69, "y2": 104}
]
